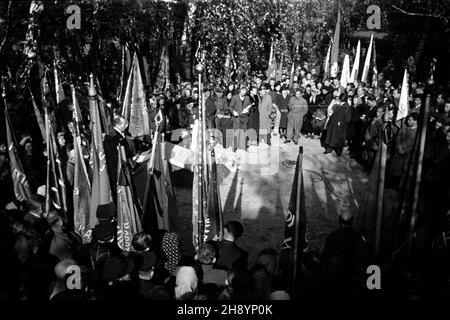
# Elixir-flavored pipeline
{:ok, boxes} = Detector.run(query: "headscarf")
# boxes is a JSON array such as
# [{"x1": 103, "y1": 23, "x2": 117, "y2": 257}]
[
  {"x1": 174, "y1": 266, "x2": 198, "y2": 299},
  {"x1": 161, "y1": 232, "x2": 181, "y2": 274}
]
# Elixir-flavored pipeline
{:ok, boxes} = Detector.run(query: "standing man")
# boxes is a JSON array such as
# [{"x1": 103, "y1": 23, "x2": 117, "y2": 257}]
[
  {"x1": 277, "y1": 85, "x2": 291, "y2": 139},
  {"x1": 324, "y1": 93, "x2": 352, "y2": 156},
  {"x1": 248, "y1": 86, "x2": 260, "y2": 146},
  {"x1": 104, "y1": 115, "x2": 136, "y2": 199},
  {"x1": 285, "y1": 88, "x2": 308, "y2": 145},
  {"x1": 214, "y1": 87, "x2": 232, "y2": 148},
  {"x1": 259, "y1": 83, "x2": 273, "y2": 146},
  {"x1": 229, "y1": 86, "x2": 252, "y2": 152}
]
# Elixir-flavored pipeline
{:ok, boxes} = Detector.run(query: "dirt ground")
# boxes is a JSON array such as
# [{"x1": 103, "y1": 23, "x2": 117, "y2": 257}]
[{"x1": 171, "y1": 135, "x2": 369, "y2": 266}]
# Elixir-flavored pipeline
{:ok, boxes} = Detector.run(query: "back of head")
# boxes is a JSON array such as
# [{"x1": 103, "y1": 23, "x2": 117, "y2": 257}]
[
  {"x1": 55, "y1": 258, "x2": 77, "y2": 280},
  {"x1": 256, "y1": 248, "x2": 278, "y2": 275},
  {"x1": 339, "y1": 211, "x2": 354, "y2": 227},
  {"x1": 197, "y1": 243, "x2": 217, "y2": 265},
  {"x1": 132, "y1": 232, "x2": 152, "y2": 252},
  {"x1": 225, "y1": 221, "x2": 244, "y2": 240}
]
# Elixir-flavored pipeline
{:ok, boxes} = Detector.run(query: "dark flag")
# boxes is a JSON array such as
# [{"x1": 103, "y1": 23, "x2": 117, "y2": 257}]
[
  {"x1": 205, "y1": 147, "x2": 224, "y2": 241},
  {"x1": 44, "y1": 108, "x2": 67, "y2": 214},
  {"x1": 357, "y1": 141, "x2": 388, "y2": 256},
  {"x1": 30, "y1": 90, "x2": 46, "y2": 143},
  {"x1": 71, "y1": 84, "x2": 92, "y2": 243},
  {"x1": 133, "y1": 132, "x2": 179, "y2": 242},
  {"x1": 392, "y1": 94, "x2": 431, "y2": 262},
  {"x1": 279, "y1": 146, "x2": 308, "y2": 290},
  {"x1": 3, "y1": 94, "x2": 32, "y2": 202},
  {"x1": 117, "y1": 145, "x2": 142, "y2": 252}
]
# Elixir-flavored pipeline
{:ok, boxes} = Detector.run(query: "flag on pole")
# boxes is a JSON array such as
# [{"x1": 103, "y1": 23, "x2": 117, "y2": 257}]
[
  {"x1": 393, "y1": 95, "x2": 430, "y2": 258},
  {"x1": 156, "y1": 41, "x2": 170, "y2": 92},
  {"x1": 205, "y1": 147, "x2": 224, "y2": 241},
  {"x1": 357, "y1": 142, "x2": 388, "y2": 254},
  {"x1": 289, "y1": 62, "x2": 295, "y2": 89},
  {"x1": 361, "y1": 34, "x2": 374, "y2": 84},
  {"x1": 71, "y1": 84, "x2": 92, "y2": 243},
  {"x1": 4, "y1": 102, "x2": 32, "y2": 203},
  {"x1": 116, "y1": 145, "x2": 142, "y2": 252},
  {"x1": 279, "y1": 146, "x2": 308, "y2": 289},
  {"x1": 89, "y1": 74, "x2": 112, "y2": 229},
  {"x1": 349, "y1": 40, "x2": 361, "y2": 84},
  {"x1": 30, "y1": 90, "x2": 46, "y2": 143},
  {"x1": 340, "y1": 54, "x2": 351, "y2": 88},
  {"x1": 266, "y1": 42, "x2": 277, "y2": 80},
  {"x1": 372, "y1": 40, "x2": 378, "y2": 87},
  {"x1": 54, "y1": 61, "x2": 65, "y2": 105},
  {"x1": 121, "y1": 52, "x2": 150, "y2": 139},
  {"x1": 323, "y1": 42, "x2": 331, "y2": 81},
  {"x1": 276, "y1": 57, "x2": 283, "y2": 82},
  {"x1": 396, "y1": 69, "x2": 409, "y2": 122},
  {"x1": 330, "y1": 7, "x2": 341, "y2": 78},
  {"x1": 44, "y1": 108, "x2": 65, "y2": 214}
]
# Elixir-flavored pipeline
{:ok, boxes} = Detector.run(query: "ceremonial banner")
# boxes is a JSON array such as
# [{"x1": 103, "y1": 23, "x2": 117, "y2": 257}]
[
  {"x1": 71, "y1": 85, "x2": 92, "y2": 243},
  {"x1": 30, "y1": 90, "x2": 46, "y2": 142},
  {"x1": 279, "y1": 147, "x2": 307, "y2": 288},
  {"x1": 205, "y1": 148, "x2": 224, "y2": 241},
  {"x1": 54, "y1": 62, "x2": 65, "y2": 105},
  {"x1": 396, "y1": 69, "x2": 409, "y2": 122},
  {"x1": 323, "y1": 42, "x2": 331, "y2": 81},
  {"x1": 266, "y1": 42, "x2": 277, "y2": 80},
  {"x1": 361, "y1": 34, "x2": 373, "y2": 84},
  {"x1": 156, "y1": 41, "x2": 170, "y2": 92},
  {"x1": 4, "y1": 107, "x2": 32, "y2": 202},
  {"x1": 89, "y1": 75, "x2": 112, "y2": 228},
  {"x1": 349, "y1": 40, "x2": 361, "y2": 84},
  {"x1": 372, "y1": 39, "x2": 378, "y2": 87},
  {"x1": 330, "y1": 8, "x2": 341, "y2": 78},
  {"x1": 121, "y1": 52, "x2": 150, "y2": 138},
  {"x1": 340, "y1": 54, "x2": 351, "y2": 88},
  {"x1": 117, "y1": 146, "x2": 142, "y2": 252}
]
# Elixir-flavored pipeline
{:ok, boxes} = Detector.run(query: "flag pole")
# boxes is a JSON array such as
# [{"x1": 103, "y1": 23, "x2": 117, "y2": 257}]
[
  {"x1": 374, "y1": 111, "x2": 388, "y2": 258},
  {"x1": 292, "y1": 146, "x2": 303, "y2": 289},
  {"x1": 194, "y1": 41, "x2": 206, "y2": 248}
]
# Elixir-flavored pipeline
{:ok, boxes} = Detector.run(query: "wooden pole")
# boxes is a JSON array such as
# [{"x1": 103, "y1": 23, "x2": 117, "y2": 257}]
[
  {"x1": 292, "y1": 146, "x2": 303, "y2": 288},
  {"x1": 374, "y1": 140, "x2": 387, "y2": 258},
  {"x1": 374, "y1": 106, "x2": 389, "y2": 258},
  {"x1": 407, "y1": 94, "x2": 430, "y2": 263}
]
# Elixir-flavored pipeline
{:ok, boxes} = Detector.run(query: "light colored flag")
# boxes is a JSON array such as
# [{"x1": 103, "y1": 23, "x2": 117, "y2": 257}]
[
  {"x1": 54, "y1": 61, "x2": 65, "y2": 105},
  {"x1": 89, "y1": 74, "x2": 112, "y2": 229},
  {"x1": 340, "y1": 54, "x2": 351, "y2": 88},
  {"x1": 116, "y1": 146, "x2": 142, "y2": 252},
  {"x1": 71, "y1": 84, "x2": 92, "y2": 243},
  {"x1": 121, "y1": 52, "x2": 150, "y2": 138},
  {"x1": 330, "y1": 8, "x2": 341, "y2": 78},
  {"x1": 323, "y1": 42, "x2": 331, "y2": 81},
  {"x1": 349, "y1": 40, "x2": 361, "y2": 84},
  {"x1": 396, "y1": 69, "x2": 409, "y2": 121},
  {"x1": 361, "y1": 34, "x2": 373, "y2": 84}
]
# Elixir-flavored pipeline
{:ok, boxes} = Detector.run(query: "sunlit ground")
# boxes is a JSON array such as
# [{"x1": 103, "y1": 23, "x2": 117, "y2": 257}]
[{"x1": 172, "y1": 135, "x2": 369, "y2": 265}]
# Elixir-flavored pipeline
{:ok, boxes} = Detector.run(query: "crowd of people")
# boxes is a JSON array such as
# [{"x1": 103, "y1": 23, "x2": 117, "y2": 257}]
[{"x1": 1, "y1": 52, "x2": 450, "y2": 300}]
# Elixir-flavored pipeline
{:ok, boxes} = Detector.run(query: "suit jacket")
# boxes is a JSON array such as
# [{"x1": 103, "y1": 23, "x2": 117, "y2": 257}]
[
  {"x1": 213, "y1": 240, "x2": 248, "y2": 270},
  {"x1": 104, "y1": 129, "x2": 136, "y2": 196},
  {"x1": 228, "y1": 94, "x2": 251, "y2": 116}
]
